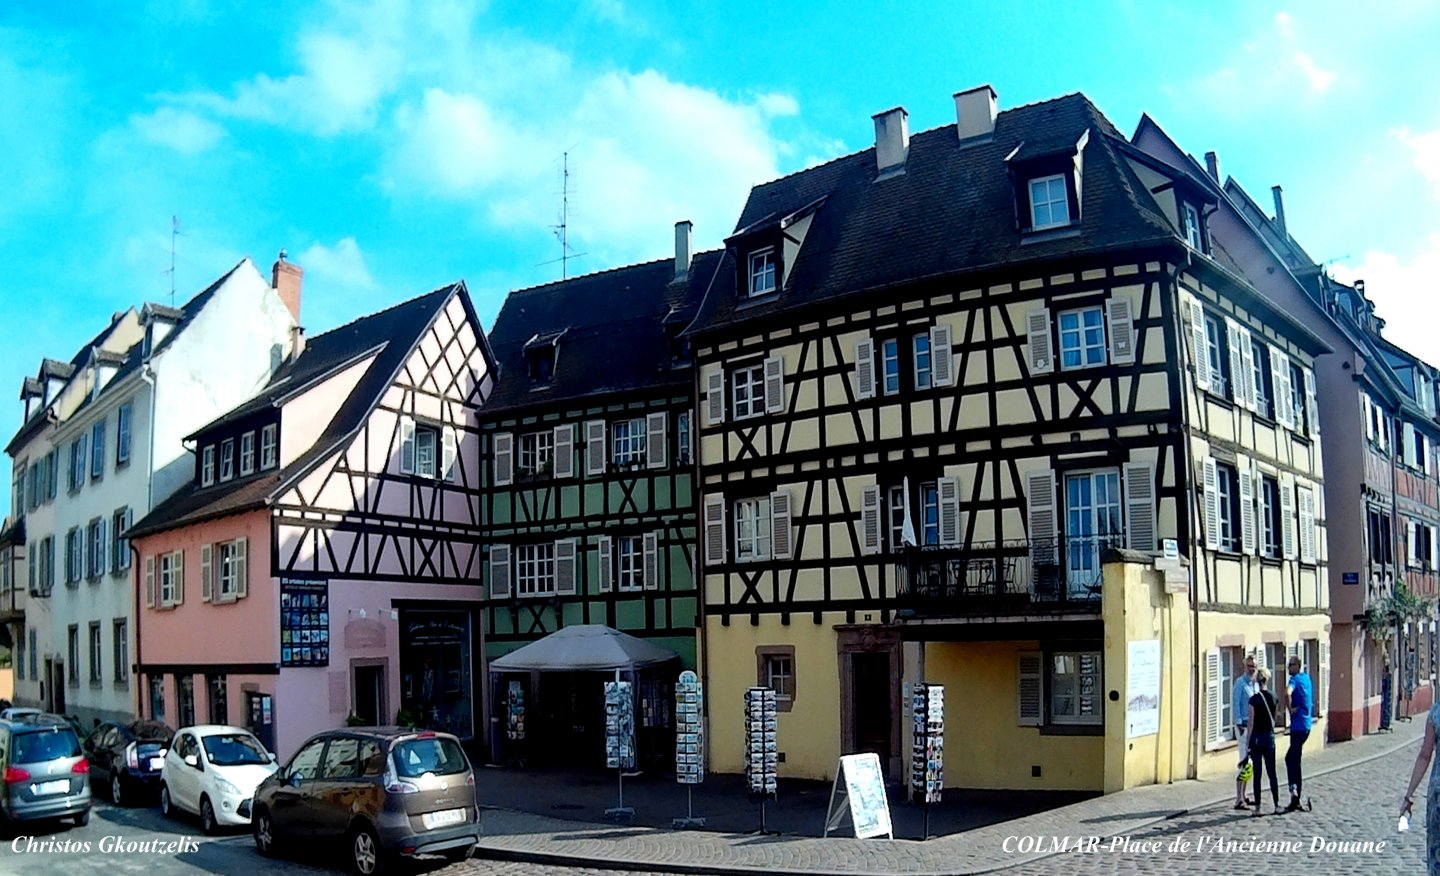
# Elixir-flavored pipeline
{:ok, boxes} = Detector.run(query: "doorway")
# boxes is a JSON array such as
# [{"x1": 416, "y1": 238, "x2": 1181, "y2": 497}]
[
  {"x1": 851, "y1": 653, "x2": 892, "y2": 763},
  {"x1": 45, "y1": 659, "x2": 65, "y2": 714},
  {"x1": 1064, "y1": 470, "x2": 1122, "y2": 597},
  {"x1": 353, "y1": 664, "x2": 385, "y2": 726},
  {"x1": 837, "y1": 626, "x2": 901, "y2": 778}
]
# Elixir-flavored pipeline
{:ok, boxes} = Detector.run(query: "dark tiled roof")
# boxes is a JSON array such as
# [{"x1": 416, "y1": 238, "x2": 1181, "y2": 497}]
[
  {"x1": 483, "y1": 251, "x2": 720, "y2": 413},
  {"x1": 144, "y1": 303, "x2": 185, "y2": 321},
  {"x1": 39, "y1": 359, "x2": 75, "y2": 379},
  {"x1": 127, "y1": 284, "x2": 472, "y2": 540},
  {"x1": 7, "y1": 312, "x2": 133, "y2": 455},
  {"x1": 688, "y1": 94, "x2": 1177, "y2": 335},
  {"x1": 0, "y1": 516, "x2": 24, "y2": 547},
  {"x1": 20, "y1": 377, "x2": 42, "y2": 399},
  {"x1": 93, "y1": 349, "x2": 127, "y2": 366}
]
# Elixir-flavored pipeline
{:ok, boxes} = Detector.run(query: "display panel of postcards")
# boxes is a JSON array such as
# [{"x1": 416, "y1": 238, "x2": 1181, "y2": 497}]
[
  {"x1": 675, "y1": 670, "x2": 704, "y2": 784},
  {"x1": 605, "y1": 680, "x2": 636, "y2": 770},
  {"x1": 743, "y1": 687, "x2": 778, "y2": 796},
  {"x1": 910, "y1": 683, "x2": 944, "y2": 804},
  {"x1": 279, "y1": 577, "x2": 330, "y2": 667},
  {"x1": 506, "y1": 681, "x2": 526, "y2": 741}
]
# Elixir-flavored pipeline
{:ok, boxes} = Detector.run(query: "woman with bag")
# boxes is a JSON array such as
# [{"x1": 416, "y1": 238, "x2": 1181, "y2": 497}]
[
  {"x1": 1398, "y1": 699, "x2": 1440, "y2": 873},
  {"x1": 1247, "y1": 668, "x2": 1282, "y2": 815}
]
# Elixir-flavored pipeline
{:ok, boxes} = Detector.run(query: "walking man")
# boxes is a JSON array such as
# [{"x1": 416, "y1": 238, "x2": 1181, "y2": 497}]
[
  {"x1": 1233, "y1": 654, "x2": 1258, "y2": 809},
  {"x1": 1284, "y1": 654, "x2": 1313, "y2": 811}
]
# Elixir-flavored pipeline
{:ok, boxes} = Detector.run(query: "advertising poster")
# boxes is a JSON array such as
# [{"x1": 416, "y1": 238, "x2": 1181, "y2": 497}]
[{"x1": 1126, "y1": 639, "x2": 1162, "y2": 739}]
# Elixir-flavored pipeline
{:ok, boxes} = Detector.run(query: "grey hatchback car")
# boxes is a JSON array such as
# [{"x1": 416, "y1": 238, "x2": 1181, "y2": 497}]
[
  {"x1": 251, "y1": 727, "x2": 479, "y2": 875},
  {"x1": 0, "y1": 714, "x2": 92, "y2": 827}
]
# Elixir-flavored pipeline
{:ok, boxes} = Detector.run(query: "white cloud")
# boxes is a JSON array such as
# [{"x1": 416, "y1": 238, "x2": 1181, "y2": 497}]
[
  {"x1": 130, "y1": 107, "x2": 225, "y2": 154},
  {"x1": 1333, "y1": 234, "x2": 1440, "y2": 363},
  {"x1": 1293, "y1": 51, "x2": 1335, "y2": 93},
  {"x1": 296, "y1": 238, "x2": 377, "y2": 292},
  {"x1": 1186, "y1": 12, "x2": 1340, "y2": 113},
  {"x1": 1392, "y1": 126, "x2": 1440, "y2": 195}
]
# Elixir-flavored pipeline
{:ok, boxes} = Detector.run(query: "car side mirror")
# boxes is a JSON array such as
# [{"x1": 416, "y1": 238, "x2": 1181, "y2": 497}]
[
  {"x1": 286, "y1": 772, "x2": 303, "y2": 788},
  {"x1": 183, "y1": 754, "x2": 199, "y2": 768}
]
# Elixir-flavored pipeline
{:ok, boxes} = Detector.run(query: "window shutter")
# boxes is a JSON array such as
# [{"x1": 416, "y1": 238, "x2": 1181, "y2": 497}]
[
  {"x1": 1238, "y1": 457, "x2": 1256, "y2": 556},
  {"x1": 937, "y1": 476, "x2": 961, "y2": 546},
  {"x1": 144, "y1": 556, "x2": 155, "y2": 608},
  {"x1": 597, "y1": 536, "x2": 613, "y2": 592},
  {"x1": 1205, "y1": 649, "x2": 1221, "y2": 747},
  {"x1": 1250, "y1": 645, "x2": 1265, "y2": 672},
  {"x1": 1404, "y1": 423, "x2": 1417, "y2": 468},
  {"x1": 585, "y1": 420, "x2": 606, "y2": 476},
  {"x1": 554, "y1": 539, "x2": 577, "y2": 596},
  {"x1": 1027, "y1": 469, "x2": 1056, "y2": 564},
  {"x1": 1225, "y1": 320, "x2": 1246, "y2": 409},
  {"x1": 201, "y1": 544, "x2": 213, "y2": 603},
  {"x1": 493, "y1": 432, "x2": 513, "y2": 486},
  {"x1": 174, "y1": 551, "x2": 184, "y2": 605},
  {"x1": 1318, "y1": 641, "x2": 1330, "y2": 715},
  {"x1": 490, "y1": 544, "x2": 511, "y2": 599},
  {"x1": 643, "y1": 531, "x2": 659, "y2": 591},
  {"x1": 442, "y1": 426, "x2": 458, "y2": 482},
  {"x1": 98, "y1": 518, "x2": 109, "y2": 575},
  {"x1": 1017, "y1": 652, "x2": 1043, "y2": 726},
  {"x1": 763, "y1": 355, "x2": 785, "y2": 414},
  {"x1": 1187, "y1": 299, "x2": 1210, "y2": 392},
  {"x1": 400, "y1": 416, "x2": 417, "y2": 474},
  {"x1": 1123, "y1": 462, "x2": 1156, "y2": 552},
  {"x1": 646, "y1": 412, "x2": 668, "y2": 469},
  {"x1": 930, "y1": 323, "x2": 954, "y2": 386},
  {"x1": 1105, "y1": 297, "x2": 1135, "y2": 365},
  {"x1": 235, "y1": 538, "x2": 248, "y2": 598},
  {"x1": 1240, "y1": 329, "x2": 1258, "y2": 410},
  {"x1": 705, "y1": 370, "x2": 725, "y2": 425},
  {"x1": 1271, "y1": 350, "x2": 1292, "y2": 428},
  {"x1": 1298, "y1": 485, "x2": 1316, "y2": 563},
  {"x1": 770, "y1": 490, "x2": 793, "y2": 560},
  {"x1": 704, "y1": 494, "x2": 726, "y2": 565},
  {"x1": 1431, "y1": 525, "x2": 1438, "y2": 572},
  {"x1": 553, "y1": 425, "x2": 574, "y2": 478},
  {"x1": 1202, "y1": 457, "x2": 1220, "y2": 551},
  {"x1": 1288, "y1": 641, "x2": 1301, "y2": 666},
  {"x1": 1280, "y1": 474, "x2": 1297, "y2": 560},
  {"x1": 860, "y1": 484, "x2": 882, "y2": 556},
  {"x1": 855, "y1": 338, "x2": 876, "y2": 400},
  {"x1": 1304, "y1": 368, "x2": 1319, "y2": 435},
  {"x1": 1026, "y1": 309, "x2": 1053, "y2": 375}
]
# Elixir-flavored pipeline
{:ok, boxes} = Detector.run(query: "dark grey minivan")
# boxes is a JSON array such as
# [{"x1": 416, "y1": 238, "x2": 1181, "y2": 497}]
[
  {"x1": 0, "y1": 713, "x2": 92, "y2": 827},
  {"x1": 252, "y1": 727, "x2": 479, "y2": 875}
]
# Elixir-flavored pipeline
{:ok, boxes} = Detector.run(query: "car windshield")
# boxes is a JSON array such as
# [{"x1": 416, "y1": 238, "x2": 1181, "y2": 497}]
[
  {"x1": 201, "y1": 733, "x2": 270, "y2": 766},
  {"x1": 391, "y1": 737, "x2": 468, "y2": 778},
  {"x1": 13, "y1": 728, "x2": 82, "y2": 763}
]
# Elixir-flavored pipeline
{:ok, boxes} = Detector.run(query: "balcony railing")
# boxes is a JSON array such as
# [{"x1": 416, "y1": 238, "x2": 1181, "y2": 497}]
[{"x1": 898, "y1": 534, "x2": 1124, "y2": 615}]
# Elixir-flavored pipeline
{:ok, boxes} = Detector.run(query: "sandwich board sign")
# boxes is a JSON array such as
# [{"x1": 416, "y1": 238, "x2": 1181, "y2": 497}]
[{"x1": 823, "y1": 752, "x2": 893, "y2": 839}]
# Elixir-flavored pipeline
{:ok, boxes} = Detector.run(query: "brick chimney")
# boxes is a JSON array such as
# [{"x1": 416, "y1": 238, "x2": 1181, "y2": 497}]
[
  {"x1": 272, "y1": 250, "x2": 303, "y2": 323},
  {"x1": 674, "y1": 220, "x2": 692, "y2": 280},
  {"x1": 872, "y1": 106, "x2": 909, "y2": 175},
  {"x1": 1204, "y1": 151, "x2": 1221, "y2": 182},
  {"x1": 1271, "y1": 185, "x2": 1287, "y2": 239},
  {"x1": 954, "y1": 85, "x2": 997, "y2": 141}
]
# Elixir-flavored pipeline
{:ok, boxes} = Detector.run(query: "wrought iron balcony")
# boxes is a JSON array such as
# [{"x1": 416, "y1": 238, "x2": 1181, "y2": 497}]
[{"x1": 897, "y1": 534, "x2": 1123, "y2": 616}]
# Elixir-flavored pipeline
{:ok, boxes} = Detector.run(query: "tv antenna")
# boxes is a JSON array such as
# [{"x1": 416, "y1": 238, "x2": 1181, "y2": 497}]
[
  {"x1": 163, "y1": 215, "x2": 182, "y2": 305},
  {"x1": 541, "y1": 152, "x2": 586, "y2": 279}
]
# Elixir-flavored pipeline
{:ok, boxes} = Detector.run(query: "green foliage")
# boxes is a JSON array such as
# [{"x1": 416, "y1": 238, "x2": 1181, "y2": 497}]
[
  {"x1": 1364, "y1": 582, "x2": 1433, "y2": 643},
  {"x1": 395, "y1": 707, "x2": 417, "y2": 729},
  {"x1": 345, "y1": 712, "x2": 367, "y2": 727}
]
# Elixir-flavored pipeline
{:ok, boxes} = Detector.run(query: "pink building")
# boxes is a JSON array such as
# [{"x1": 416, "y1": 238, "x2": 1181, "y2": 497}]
[{"x1": 127, "y1": 283, "x2": 495, "y2": 758}]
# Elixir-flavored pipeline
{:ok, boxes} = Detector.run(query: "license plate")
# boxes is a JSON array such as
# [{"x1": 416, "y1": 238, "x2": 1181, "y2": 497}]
[
  {"x1": 149, "y1": 757, "x2": 165, "y2": 770},
  {"x1": 421, "y1": 808, "x2": 465, "y2": 829},
  {"x1": 36, "y1": 780, "x2": 68, "y2": 795}
]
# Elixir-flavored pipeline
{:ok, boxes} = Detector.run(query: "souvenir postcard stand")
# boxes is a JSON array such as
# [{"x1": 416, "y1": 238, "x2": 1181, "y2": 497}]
[
  {"x1": 504, "y1": 680, "x2": 526, "y2": 766},
  {"x1": 744, "y1": 687, "x2": 779, "y2": 834},
  {"x1": 604, "y1": 675, "x2": 636, "y2": 822},
  {"x1": 672, "y1": 670, "x2": 706, "y2": 829},
  {"x1": 910, "y1": 682, "x2": 944, "y2": 839}
]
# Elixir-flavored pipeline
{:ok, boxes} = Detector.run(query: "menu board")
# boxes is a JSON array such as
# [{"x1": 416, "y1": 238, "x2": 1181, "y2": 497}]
[
  {"x1": 604, "y1": 680, "x2": 636, "y2": 770},
  {"x1": 743, "y1": 687, "x2": 778, "y2": 796},
  {"x1": 910, "y1": 683, "x2": 944, "y2": 804},
  {"x1": 279, "y1": 577, "x2": 329, "y2": 667},
  {"x1": 506, "y1": 681, "x2": 526, "y2": 741},
  {"x1": 675, "y1": 670, "x2": 704, "y2": 784}
]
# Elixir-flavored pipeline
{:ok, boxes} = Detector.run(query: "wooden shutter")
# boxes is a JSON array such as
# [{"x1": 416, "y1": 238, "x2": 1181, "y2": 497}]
[
  {"x1": 98, "y1": 518, "x2": 109, "y2": 575},
  {"x1": 705, "y1": 370, "x2": 725, "y2": 425},
  {"x1": 646, "y1": 412, "x2": 668, "y2": 469},
  {"x1": 1272, "y1": 350, "x2": 1294, "y2": 429},
  {"x1": 585, "y1": 420, "x2": 606, "y2": 476},
  {"x1": 1205, "y1": 649, "x2": 1221, "y2": 747},
  {"x1": 704, "y1": 494, "x2": 726, "y2": 565},
  {"x1": 234, "y1": 538, "x2": 248, "y2": 599},
  {"x1": 201, "y1": 544, "x2": 213, "y2": 603},
  {"x1": 763, "y1": 355, "x2": 784, "y2": 414},
  {"x1": 489, "y1": 545, "x2": 511, "y2": 599},
  {"x1": 1287, "y1": 641, "x2": 1302, "y2": 667},
  {"x1": 597, "y1": 536, "x2": 613, "y2": 593},
  {"x1": 1280, "y1": 473, "x2": 1297, "y2": 560},
  {"x1": 144, "y1": 555, "x2": 155, "y2": 608},
  {"x1": 1123, "y1": 462, "x2": 1156, "y2": 552},
  {"x1": 930, "y1": 323, "x2": 954, "y2": 386},
  {"x1": 1202, "y1": 457, "x2": 1220, "y2": 551},
  {"x1": 1239, "y1": 328, "x2": 1257, "y2": 410},
  {"x1": 174, "y1": 551, "x2": 184, "y2": 605},
  {"x1": 1105, "y1": 297, "x2": 1135, "y2": 365},
  {"x1": 493, "y1": 432, "x2": 513, "y2": 486},
  {"x1": 442, "y1": 426, "x2": 458, "y2": 481},
  {"x1": 400, "y1": 415, "x2": 417, "y2": 474},
  {"x1": 855, "y1": 338, "x2": 876, "y2": 400},
  {"x1": 937, "y1": 476, "x2": 961, "y2": 546},
  {"x1": 1304, "y1": 368, "x2": 1319, "y2": 435},
  {"x1": 1298, "y1": 485, "x2": 1316, "y2": 563},
  {"x1": 1404, "y1": 423, "x2": 1417, "y2": 468},
  {"x1": 1017, "y1": 652, "x2": 1043, "y2": 726},
  {"x1": 554, "y1": 539, "x2": 577, "y2": 595},
  {"x1": 1026, "y1": 309, "x2": 1053, "y2": 375},
  {"x1": 1238, "y1": 457, "x2": 1256, "y2": 555},
  {"x1": 1225, "y1": 319, "x2": 1246, "y2": 408},
  {"x1": 1187, "y1": 298, "x2": 1210, "y2": 392},
  {"x1": 1318, "y1": 641, "x2": 1330, "y2": 715},
  {"x1": 860, "y1": 484, "x2": 882, "y2": 555},
  {"x1": 643, "y1": 531, "x2": 659, "y2": 591},
  {"x1": 770, "y1": 490, "x2": 793, "y2": 560},
  {"x1": 1027, "y1": 469, "x2": 1056, "y2": 564},
  {"x1": 552, "y1": 425, "x2": 574, "y2": 478}
]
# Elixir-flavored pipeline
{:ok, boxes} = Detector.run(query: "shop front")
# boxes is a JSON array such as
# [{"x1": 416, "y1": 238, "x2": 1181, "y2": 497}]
[{"x1": 398, "y1": 608, "x2": 475, "y2": 740}]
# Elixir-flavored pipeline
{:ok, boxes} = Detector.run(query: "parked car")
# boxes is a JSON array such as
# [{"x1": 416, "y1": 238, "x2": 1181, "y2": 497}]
[
  {"x1": 160, "y1": 725, "x2": 278, "y2": 834},
  {"x1": 0, "y1": 712, "x2": 92, "y2": 827},
  {"x1": 0, "y1": 707, "x2": 42, "y2": 722},
  {"x1": 83, "y1": 719, "x2": 174, "y2": 806},
  {"x1": 252, "y1": 727, "x2": 480, "y2": 875}
]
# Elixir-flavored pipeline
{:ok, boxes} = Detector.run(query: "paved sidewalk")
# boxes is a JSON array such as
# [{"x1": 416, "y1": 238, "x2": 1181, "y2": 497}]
[{"x1": 474, "y1": 720, "x2": 1426, "y2": 876}]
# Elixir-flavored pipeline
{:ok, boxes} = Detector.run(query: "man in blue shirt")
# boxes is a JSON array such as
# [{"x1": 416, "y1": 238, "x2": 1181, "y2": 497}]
[
  {"x1": 1285, "y1": 655, "x2": 1314, "y2": 811},
  {"x1": 1231, "y1": 654, "x2": 1257, "y2": 809}
]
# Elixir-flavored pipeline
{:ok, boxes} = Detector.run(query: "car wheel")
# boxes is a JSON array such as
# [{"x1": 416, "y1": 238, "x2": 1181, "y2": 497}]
[
  {"x1": 159, "y1": 783, "x2": 173, "y2": 819},
  {"x1": 73, "y1": 808, "x2": 90, "y2": 827},
  {"x1": 252, "y1": 808, "x2": 278, "y2": 858},
  {"x1": 200, "y1": 796, "x2": 218, "y2": 835},
  {"x1": 110, "y1": 773, "x2": 124, "y2": 806},
  {"x1": 349, "y1": 824, "x2": 385, "y2": 876}
]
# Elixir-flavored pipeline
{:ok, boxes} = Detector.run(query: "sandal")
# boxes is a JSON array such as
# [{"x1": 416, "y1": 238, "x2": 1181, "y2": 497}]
[{"x1": 1233, "y1": 802, "x2": 1249, "y2": 810}]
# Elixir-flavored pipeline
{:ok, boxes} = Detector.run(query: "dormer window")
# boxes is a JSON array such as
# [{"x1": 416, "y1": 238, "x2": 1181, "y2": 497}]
[
  {"x1": 748, "y1": 248, "x2": 777, "y2": 298},
  {"x1": 202, "y1": 446, "x2": 215, "y2": 486},
  {"x1": 523, "y1": 329, "x2": 564, "y2": 385},
  {"x1": 1028, "y1": 175, "x2": 1070, "y2": 230},
  {"x1": 1183, "y1": 202, "x2": 1206, "y2": 252},
  {"x1": 220, "y1": 439, "x2": 235, "y2": 481}
]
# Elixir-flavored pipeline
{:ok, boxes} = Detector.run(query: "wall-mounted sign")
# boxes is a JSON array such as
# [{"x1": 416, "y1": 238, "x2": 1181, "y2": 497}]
[
  {"x1": 279, "y1": 577, "x2": 330, "y2": 667},
  {"x1": 1343, "y1": 572, "x2": 1360, "y2": 585},
  {"x1": 1126, "y1": 640, "x2": 1162, "y2": 739},
  {"x1": 1162, "y1": 538, "x2": 1179, "y2": 559}
]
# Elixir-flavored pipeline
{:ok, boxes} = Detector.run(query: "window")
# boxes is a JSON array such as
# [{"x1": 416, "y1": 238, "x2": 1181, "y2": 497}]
[
  {"x1": 39, "y1": 536, "x2": 54, "y2": 593},
  {"x1": 1289, "y1": 363, "x2": 1307, "y2": 432},
  {"x1": 887, "y1": 485, "x2": 907, "y2": 551},
  {"x1": 68, "y1": 435, "x2": 87, "y2": 492},
  {"x1": 46, "y1": 449, "x2": 58, "y2": 500},
  {"x1": 90, "y1": 419, "x2": 106, "y2": 480},
  {"x1": 881, "y1": 338, "x2": 900, "y2": 395},
  {"x1": 1218, "y1": 647, "x2": 1242, "y2": 738},
  {"x1": 756, "y1": 645, "x2": 796, "y2": 712},
  {"x1": 29, "y1": 629, "x2": 37, "y2": 680},
  {"x1": 178, "y1": 675, "x2": 195, "y2": 728},
  {"x1": 1049, "y1": 651, "x2": 1101, "y2": 725},
  {"x1": 733, "y1": 364, "x2": 766, "y2": 420},
  {"x1": 1059, "y1": 307, "x2": 1107, "y2": 369},
  {"x1": 415, "y1": 426, "x2": 437, "y2": 478},
  {"x1": 202, "y1": 446, "x2": 215, "y2": 486},
  {"x1": 1251, "y1": 343, "x2": 1272, "y2": 419},
  {"x1": 89, "y1": 622, "x2": 102, "y2": 684},
  {"x1": 220, "y1": 439, "x2": 235, "y2": 481},
  {"x1": 113, "y1": 507, "x2": 133, "y2": 572},
  {"x1": 66, "y1": 527, "x2": 82, "y2": 585},
  {"x1": 320, "y1": 738, "x2": 361, "y2": 780},
  {"x1": 149, "y1": 674, "x2": 165, "y2": 721},
  {"x1": 287, "y1": 740, "x2": 327, "y2": 781},
  {"x1": 748, "y1": 248, "x2": 776, "y2": 298},
  {"x1": 526, "y1": 346, "x2": 556, "y2": 383},
  {"x1": 612, "y1": 418, "x2": 647, "y2": 467},
  {"x1": 260, "y1": 424, "x2": 278, "y2": 469},
  {"x1": 87, "y1": 517, "x2": 105, "y2": 579},
  {"x1": 1183, "y1": 202, "x2": 1205, "y2": 251},
  {"x1": 160, "y1": 550, "x2": 183, "y2": 606},
  {"x1": 113, "y1": 620, "x2": 128, "y2": 684},
  {"x1": 1260, "y1": 476, "x2": 1281, "y2": 559},
  {"x1": 676, "y1": 411, "x2": 692, "y2": 465},
  {"x1": 13, "y1": 464, "x2": 24, "y2": 516},
  {"x1": 208, "y1": 675, "x2": 228, "y2": 725},
  {"x1": 1204, "y1": 316, "x2": 1228, "y2": 396},
  {"x1": 913, "y1": 333, "x2": 932, "y2": 390},
  {"x1": 617, "y1": 535, "x2": 643, "y2": 591},
  {"x1": 218, "y1": 538, "x2": 247, "y2": 600},
  {"x1": 1368, "y1": 507, "x2": 1394, "y2": 566},
  {"x1": 1029, "y1": 174, "x2": 1070, "y2": 229},
  {"x1": 515, "y1": 543, "x2": 556, "y2": 597},
  {"x1": 67, "y1": 625, "x2": 79, "y2": 685},
  {"x1": 240, "y1": 432, "x2": 255, "y2": 475},
  {"x1": 116, "y1": 402, "x2": 132, "y2": 465},
  {"x1": 921, "y1": 482, "x2": 940, "y2": 546},
  {"x1": 735, "y1": 497, "x2": 773, "y2": 562},
  {"x1": 518, "y1": 431, "x2": 554, "y2": 476},
  {"x1": 1216, "y1": 462, "x2": 1239, "y2": 552},
  {"x1": 1265, "y1": 643, "x2": 1287, "y2": 679}
]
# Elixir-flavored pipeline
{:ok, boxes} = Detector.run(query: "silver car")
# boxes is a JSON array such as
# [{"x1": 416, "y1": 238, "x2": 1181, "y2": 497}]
[{"x1": 0, "y1": 714, "x2": 92, "y2": 827}]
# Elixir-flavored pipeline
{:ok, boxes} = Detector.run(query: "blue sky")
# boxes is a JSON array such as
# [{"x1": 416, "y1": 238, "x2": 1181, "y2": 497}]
[{"x1": 3, "y1": 0, "x2": 1439, "y2": 516}]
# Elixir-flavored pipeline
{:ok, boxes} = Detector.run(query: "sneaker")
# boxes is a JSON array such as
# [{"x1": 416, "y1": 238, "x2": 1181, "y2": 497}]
[
  {"x1": 1273, "y1": 803, "x2": 1284, "y2": 815},
  {"x1": 1285, "y1": 798, "x2": 1302, "y2": 812}
]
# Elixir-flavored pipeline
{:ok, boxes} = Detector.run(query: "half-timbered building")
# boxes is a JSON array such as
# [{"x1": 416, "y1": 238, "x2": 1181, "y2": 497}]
[
  {"x1": 127, "y1": 282, "x2": 494, "y2": 758},
  {"x1": 480, "y1": 225, "x2": 713, "y2": 763},
  {"x1": 686, "y1": 86, "x2": 1330, "y2": 792}
]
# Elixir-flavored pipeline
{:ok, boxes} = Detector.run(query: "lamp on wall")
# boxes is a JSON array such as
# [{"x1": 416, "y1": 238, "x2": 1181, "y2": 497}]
[{"x1": 348, "y1": 608, "x2": 367, "y2": 619}]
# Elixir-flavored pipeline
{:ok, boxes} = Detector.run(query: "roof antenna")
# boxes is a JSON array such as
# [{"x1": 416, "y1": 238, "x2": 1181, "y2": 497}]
[
  {"x1": 163, "y1": 215, "x2": 182, "y2": 306},
  {"x1": 541, "y1": 151, "x2": 586, "y2": 279}
]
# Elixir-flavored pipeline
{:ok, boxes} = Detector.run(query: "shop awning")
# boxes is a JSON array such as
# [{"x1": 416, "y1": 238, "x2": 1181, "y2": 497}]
[{"x1": 488, "y1": 625, "x2": 678, "y2": 673}]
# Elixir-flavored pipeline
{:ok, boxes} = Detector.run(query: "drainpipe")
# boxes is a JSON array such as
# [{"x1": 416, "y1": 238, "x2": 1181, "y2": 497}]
[{"x1": 134, "y1": 363, "x2": 157, "y2": 717}]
